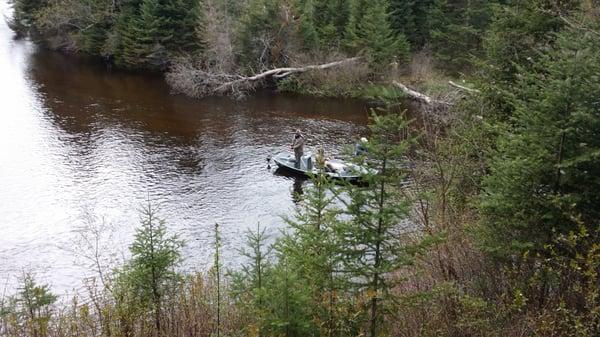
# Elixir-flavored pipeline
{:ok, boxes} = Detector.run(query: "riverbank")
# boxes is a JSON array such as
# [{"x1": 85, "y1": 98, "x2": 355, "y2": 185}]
[{"x1": 7, "y1": 0, "x2": 468, "y2": 104}]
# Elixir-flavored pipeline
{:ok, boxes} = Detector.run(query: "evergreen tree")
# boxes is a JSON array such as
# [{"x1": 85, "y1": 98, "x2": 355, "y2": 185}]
[
  {"x1": 235, "y1": 0, "x2": 285, "y2": 68},
  {"x1": 479, "y1": 23, "x2": 600, "y2": 260},
  {"x1": 79, "y1": 0, "x2": 116, "y2": 55},
  {"x1": 116, "y1": 1, "x2": 162, "y2": 69},
  {"x1": 296, "y1": 0, "x2": 351, "y2": 51},
  {"x1": 297, "y1": 0, "x2": 320, "y2": 50},
  {"x1": 10, "y1": 0, "x2": 47, "y2": 35},
  {"x1": 117, "y1": 0, "x2": 202, "y2": 69},
  {"x1": 427, "y1": 0, "x2": 496, "y2": 72},
  {"x1": 344, "y1": 0, "x2": 410, "y2": 68},
  {"x1": 314, "y1": 0, "x2": 350, "y2": 50},
  {"x1": 261, "y1": 254, "x2": 314, "y2": 337},
  {"x1": 2, "y1": 273, "x2": 57, "y2": 337},
  {"x1": 389, "y1": 0, "x2": 433, "y2": 49},
  {"x1": 160, "y1": 0, "x2": 202, "y2": 52},
  {"x1": 278, "y1": 173, "x2": 348, "y2": 336},
  {"x1": 229, "y1": 223, "x2": 274, "y2": 336},
  {"x1": 478, "y1": 1, "x2": 577, "y2": 118},
  {"x1": 337, "y1": 111, "x2": 417, "y2": 337},
  {"x1": 119, "y1": 203, "x2": 184, "y2": 333},
  {"x1": 192, "y1": 0, "x2": 208, "y2": 54}
]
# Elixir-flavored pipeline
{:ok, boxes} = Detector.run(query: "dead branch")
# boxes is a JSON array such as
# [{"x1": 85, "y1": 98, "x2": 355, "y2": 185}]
[
  {"x1": 167, "y1": 57, "x2": 362, "y2": 98},
  {"x1": 448, "y1": 81, "x2": 481, "y2": 94},
  {"x1": 539, "y1": 8, "x2": 600, "y2": 37},
  {"x1": 214, "y1": 57, "x2": 362, "y2": 94}
]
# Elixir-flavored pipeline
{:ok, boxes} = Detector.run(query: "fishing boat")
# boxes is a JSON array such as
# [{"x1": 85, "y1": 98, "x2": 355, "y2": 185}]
[{"x1": 271, "y1": 152, "x2": 372, "y2": 182}]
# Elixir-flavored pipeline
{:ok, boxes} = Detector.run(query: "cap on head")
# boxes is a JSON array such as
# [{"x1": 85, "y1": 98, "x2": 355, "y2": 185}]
[{"x1": 360, "y1": 137, "x2": 368, "y2": 143}]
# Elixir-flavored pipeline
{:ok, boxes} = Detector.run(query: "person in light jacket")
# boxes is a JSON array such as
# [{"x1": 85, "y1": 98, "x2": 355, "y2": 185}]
[{"x1": 290, "y1": 129, "x2": 305, "y2": 168}]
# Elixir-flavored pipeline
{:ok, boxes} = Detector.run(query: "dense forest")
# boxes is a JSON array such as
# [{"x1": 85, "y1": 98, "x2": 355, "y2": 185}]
[
  {"x1": 3, "y1": 0, "x2": 600, "y2": 337},
  {"x1": 8, "y1": 0, "x2": 562, "y2": 97}
]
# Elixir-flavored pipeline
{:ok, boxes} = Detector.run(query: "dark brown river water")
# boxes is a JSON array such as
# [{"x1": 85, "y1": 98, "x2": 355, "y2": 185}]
[{"x1": 0, "y1": 1, "x2": 371, "y2": 292}]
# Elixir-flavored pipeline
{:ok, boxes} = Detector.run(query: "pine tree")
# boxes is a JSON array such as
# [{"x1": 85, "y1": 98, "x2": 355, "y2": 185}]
[
  {"x1": 261, "y1": 254, "x2": 314, "y2": 337},
  {"x1": 192, "y1": 0, "x2": 208, "y2": 54},
  {"x1": 10, "y1": 0, "x2": 47, "y2": 35},
  {"x1": 344, "y1": 0, "x2": 410, "y2": 68},
  {"x1": 117, "y1": 0, "x2": 203, "y2": 69},
  {"x1": 389, "y1": 0, "x2": 433, "y2": 48},
  {"x1": 4, "y1": 273, "x2": 57, "y2": 337},
  {"x1": 235, "y1": 0, "x2": 283, "y2": 68},
  {"x1": 479, "y1": 22, "x2": 600, "y2": 261},
  {"x1": 337, "y1": 111, "x2": 417, "y2": 337},
  {"x1": 478, "y1": 1, "x2": 574, "y2": 118},
  {"x1": 79, "y1": 0, "x2": 116, "y2": 55},
  {"x1": 296, "y1": 0, "x2": 351, "y2": 51},
  {"x1": 120, "y1": 203, "x2": 184, "y2": 333},
  {"x1": 278, "y1": 173, "x2": 347, "y2": 336},
  {"x1": 229, "y1": 223, "x2": 274, "y2": 336},
  {"x1": 160, "y1": 0, "x2": 202, "y2": 52},
  {"x1": 427, "y1": 0, "x2": 496, "y2": 72},
  {"x1": 116, "y1": 1, "x2": 164, "y2": 69},
  {"x1": 297, "y1": 0, "x2": 320, "y2": 50},
  {"x1": 314, "y1": 0, "x2": 350, "y2": 50}
]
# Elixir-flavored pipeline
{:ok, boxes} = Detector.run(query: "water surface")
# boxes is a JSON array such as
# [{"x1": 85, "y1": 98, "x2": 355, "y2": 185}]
[{"x1": 0, "y1": 1, "x2": 370, "y2": 292}]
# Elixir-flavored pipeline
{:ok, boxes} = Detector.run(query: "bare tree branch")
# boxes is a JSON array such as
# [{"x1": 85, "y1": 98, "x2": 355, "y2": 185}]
[{"x1": 167, "y1": 57, "x2": 362, "y2": 98}]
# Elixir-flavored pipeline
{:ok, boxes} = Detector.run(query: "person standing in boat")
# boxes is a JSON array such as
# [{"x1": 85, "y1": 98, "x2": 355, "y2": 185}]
[
  {"x1": 290, "y1": 129, "x2": 305, "y2": 168},
  {"x1": 355, "y1": 137, "x2": 369, "y2": 156}
]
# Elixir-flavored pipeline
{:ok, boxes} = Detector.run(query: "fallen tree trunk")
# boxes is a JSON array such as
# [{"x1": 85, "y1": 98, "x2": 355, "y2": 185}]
[
  {"x1": 167, "y1": 57, "x2": 362, "y2": 98},
  {"x1": 448, "y1": 80, "x2": 480, "y2": 94},
  {"x1": 392, "y1": 81, "x2": 437, "y2": 105},
  {"x1": 214, "y1": 57, "x2": 362, "y2": 94}
]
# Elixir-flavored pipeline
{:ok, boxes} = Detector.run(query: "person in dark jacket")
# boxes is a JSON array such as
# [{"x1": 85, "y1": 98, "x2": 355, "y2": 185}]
[
  {"x1": 290, "y1": 129, "x2": 305, "y2": 168},
  {"x1": 355, "y1": 137, "x2": 368, "y2": 156}
]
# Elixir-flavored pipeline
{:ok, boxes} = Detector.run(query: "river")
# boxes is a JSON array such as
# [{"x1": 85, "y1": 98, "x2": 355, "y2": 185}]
[{"x1": 0, "y1": 1, "x2": 372, "y2": 293}]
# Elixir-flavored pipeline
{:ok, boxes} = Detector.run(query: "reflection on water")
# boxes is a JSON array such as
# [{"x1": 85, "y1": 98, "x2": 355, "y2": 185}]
[
  {"x1": 272, "y1": 167, "x2": 308, "y2": 203},
  {"x1": 292, "y1": 178, "x2": 306, "y2": 201},
  {"x1": 0, "y1": 0, "x2": 370, "y2": 292}
]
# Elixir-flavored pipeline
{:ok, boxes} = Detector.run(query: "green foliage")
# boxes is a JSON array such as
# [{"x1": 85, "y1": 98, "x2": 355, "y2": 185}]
[
  {"x1": 530, "y1": 225, "x2": 600, "y2": 336},
  {"x1": 278, "y1": 173, "x2": 350, "y2": 336},
  {"x1": 115, "y1": 0, "x2": 202, "y2": 69},
  {"x1": 344, "y1": 0, "x2": 410, "y2": 67},
  {"x1": 10, "y1": 0, "x2": 47, "y2": 34},
  {"x1": 77, "y1": 0, "x2": 116, "y2": 55},
  {"x1": 229, "y1": 223, "x2": 274, "y2": 335},
  {"x1": 389, "y1": 0, "x2": 433, "y2": 49},
  {"x1": 213, "y1": 222, "x2": 222, "y2": 337},
  {"x1": 235, "y1": 0, "x2": 289, "y2": 69},
  {"x1": 296, "y1": 0, "x2": 351, "y2": 51},
  {"x1": 337, "y1": 111, "x2": 418, "y2": 337},
  {"x1": 297, "y1": 0, "x2": 319, "y2": 50},
  {"x1": 427, "y1": 0, "x2": 497, "y2": 73},
  {"x1": 1, "y1": 273, "x2": 57, "y2": 337},
  {"x1": 479, "y1": 23, "x2": 600, "y2": 260},
  {"x1": 478, "y1": 2, "x2": 568, "y2": 117},
  {"x1": 116, "y1": 203, "x2": 184, "y2": 331},
  {"x1": 259, "y1": 256, "x2": 315, "y2": 337}
]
